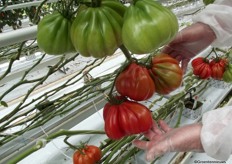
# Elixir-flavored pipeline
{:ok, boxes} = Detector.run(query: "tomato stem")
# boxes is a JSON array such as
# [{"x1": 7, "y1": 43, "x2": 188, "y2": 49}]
[
  {"x1": 119, "y1": 45, "x2": 133, "y2": 62},
  {"x1": 91, "y1": 0, "x2": 102, "y2": 7},
  {"x1": 64, "y1": 136, "x2": 80, "y2": 151},
  {"x1": 215, "y1": 47, "x2": 227, "y2": 54},
  {"x1": 107, "y1": 61, "x2": 130, "y2": 100}
]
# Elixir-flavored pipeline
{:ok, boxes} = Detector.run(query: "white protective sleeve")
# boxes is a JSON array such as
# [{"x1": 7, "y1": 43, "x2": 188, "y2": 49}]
[
  {"x1": 201, "y1": 106, "x2": 232, "y2": 160},
  {"x1": 192, "y1": 0, "x2": 232, "y2": 47}
]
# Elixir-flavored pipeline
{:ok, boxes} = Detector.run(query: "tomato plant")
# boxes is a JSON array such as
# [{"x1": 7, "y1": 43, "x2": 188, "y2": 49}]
[
  {"x1": 37, "y1": 11, "x2": 75, "y2": 55},
  {"x1": 150, "y1": 53, "x2": 183, "y2": 94},
  {"x1": 103, "y1": 97, "x2": 153, "y2": 140},
  {"x1": 223, "y1": 64, "x2": 232, "y2": 83},
  {"x1": 70, "y1": 0, "x2": 126, "y2": 58},
  {"x1": 122, "y1": 0, "x2": 178, "y2": 54},
  {"x1": 73, "y1": 145, "x2": 102, "y2": 164},
  {"x1": 115, "y1": 62, "x2": 155, "y2": 101},
  {"x1": 191, "y1": 57, "x2": 212, "y2": 79},
  {"x1": 210, "y1": 58, "x2": 228, "y2": 80}
]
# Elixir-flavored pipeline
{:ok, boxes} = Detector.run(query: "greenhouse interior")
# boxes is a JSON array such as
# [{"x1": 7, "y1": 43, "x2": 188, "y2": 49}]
[{"x1": 0, "y1": 0, "x2": 232, "y2": 163}]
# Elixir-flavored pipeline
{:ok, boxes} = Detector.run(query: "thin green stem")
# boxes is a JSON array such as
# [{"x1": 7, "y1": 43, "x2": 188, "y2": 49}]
[
  {"x1": 119, "y1": 45, "x2": 133, "y2": 62},
  {"x1": 174, "y1": 102, "x2": 184, "y2": 128},
  {"x1": 107, "y1": 61, "x2": 129, "y2": 98},
  {"x1": 0, "y1": 41, "x2": 25, "y2": 81},
  {"x1": 64, "y1": 137, "x2": 79, "y2": 150},
  {"x1": 47, "y1": 130, "x2": 105, "y2": 141},
  {"x1": 103, "y1": 136, "x2": 136, "y2": 163},
  {"x1": 7, "y1": 140, "x2": 44, "y2": 164},
  {"x1": 215, "y1": 47, "x2": 227, "y2": 54}
]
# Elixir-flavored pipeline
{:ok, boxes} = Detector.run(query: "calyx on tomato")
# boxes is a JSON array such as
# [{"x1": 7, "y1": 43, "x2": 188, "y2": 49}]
[
  {"x1": 150, "y1": 53, "x2": 183, "y2": 95},
  {"x1": 73, "y1": 145, "x2": 102, "y2": 164},
  {"x1": 122, "y1": 0, "x2": 178, "y2": 54},
  {"x1": 37, "y1": 11, "x2": 75, "y2": 55},
  {"x1": 210, "y1": 57, "x2": 228, "y2": 80},
  {"x1": 223, "y1": 64, "x2": 232, "y2": 83},
  {"x1": 70, "y1": 0, "x2": 126, "y2": 58},
  {"x1": 191, "y1": 57, "x2": 212, "y2": 79},
  {"x1": 115, "y1": 62, "x2": 155, "y2": 101},
  {"x1": 103, "y1": 97, "x2": 153, "y2": 140}
]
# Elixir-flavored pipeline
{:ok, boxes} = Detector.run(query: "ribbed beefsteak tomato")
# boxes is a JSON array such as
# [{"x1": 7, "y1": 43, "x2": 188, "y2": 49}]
[
  {"x1": 122, "y1": 0, "x2": 178, "y2": 54},
  {"x1": 37, "y1": 12, "x2": 75, "y2": 55},
  {"x1": 103, "y1": 98, "x2": 153, "y2": 140},
  {"x1": 150, "y1": 53, "x2": 183, "y2": 94},
  {"x1": 70, "y1": 0, "x2": 126, "y2": 58},
  {"x1": 210, "y1": 58, "x2": 228, "y2": 80},
  {"x1": 192, "y1": 57, "x2": 211, "y2": 79},
  {"x1": 115, "y1": 62, "x2": 155, "y2": 101},
  {"x1": 73, "y1": 145, "x2": 102, "y2": 164}
]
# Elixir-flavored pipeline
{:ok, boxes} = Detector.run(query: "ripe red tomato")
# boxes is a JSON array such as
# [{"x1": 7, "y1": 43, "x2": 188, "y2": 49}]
[
  {"x1": 150, "y1": 53, "x2": 183, "y2": 94},
  {"x1": 73, "y1": 145, "x2": 102, "y2": 164},
  {"x1": 115, "y1": 62, "x2": 155, "y2": 101},
  {"x1": 103, "y1": 98, "x2": 153, "y2": 140},
  {"x1": 210, "y1": 58, "x2": 228, "y2": 80},
  {"x1": 191, "y1": 57, "x2": 211, "y2": 79}
]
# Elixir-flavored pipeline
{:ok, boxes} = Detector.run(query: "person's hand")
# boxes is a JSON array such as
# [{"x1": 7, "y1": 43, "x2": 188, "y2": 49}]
[
  {"x1": 133, "y1": 120, "x2": 204, "y2": 162},
  {"x1": 162, "y1": 22, "x2": 216, "y2": 72}
]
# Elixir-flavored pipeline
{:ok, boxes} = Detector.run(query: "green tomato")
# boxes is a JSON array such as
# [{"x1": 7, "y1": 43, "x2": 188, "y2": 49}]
[
  {"x1": 203, "y1": 0, "x2": 215, "y2": 5},
  {"x1": 37, "y1": 12, "x2": 75, "y2": 55},
  {"x1": 101, "y1": 0, "x2": 127, "y2": 17},
  {"x1": 223, "y1": 64, "x2": 232, "y2": 83},
  {"x1": 122, "y1": 0, "x2": 179, "y2": 54},
  {"x1": 70, "y1": 1, "x2": 125, "y2": 58}
]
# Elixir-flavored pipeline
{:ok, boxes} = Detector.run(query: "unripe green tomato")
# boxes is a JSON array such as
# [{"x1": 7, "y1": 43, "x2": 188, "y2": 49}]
[
  {"x1": 223, "y1": 64, "x2": 232, "y2": 83},
  {"x1": 203, "y1": 0, "x2": 215, "y2": 5},
  {"x1": 37, "y1": 12, "x2": 75, "y2": 55},
  {"x1": 101, "y1": 0, "x2": 127, "y2": 17},
  {"x1": 122, "y1": 0, "x2": 179, "y2": 54},
  {"x1": 70, "y1": 1, "x2": 125, "y2": 58}
]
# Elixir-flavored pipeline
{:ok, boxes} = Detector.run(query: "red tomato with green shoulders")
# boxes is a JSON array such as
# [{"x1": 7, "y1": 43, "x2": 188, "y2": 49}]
[{"x1": 150, "y1": 53, "x2": 183, "y2": 95}]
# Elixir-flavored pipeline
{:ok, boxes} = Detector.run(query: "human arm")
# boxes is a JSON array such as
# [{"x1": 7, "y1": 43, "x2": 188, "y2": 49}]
[
  {"x1": 201, "y1": 106, "x2": 232, "y2": 160},
  {"x1": 193, "y1": 0, "x2": 232, "y2": 47},
  {"x1": 162, "y1": 0, "x2": 232, "y2": 72},
  {"x1": 133, "y1": 106, "x2": 232, "y2": 161}
]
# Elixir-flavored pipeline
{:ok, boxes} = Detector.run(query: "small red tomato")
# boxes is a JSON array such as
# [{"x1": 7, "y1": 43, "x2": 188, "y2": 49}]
[
  {"x1": 115, "y1": 62, "x2": 155, "y2": 101},
  {"x1": 103, "y1": 97, "x2": 153, "y2": 140},
  {"x1": 73, "y1": 145, "x2": 102, "y2": 164},
  {"x1": 210, "y1": 58, "x2": 228, "y2": 80},
  {"x1": 191, "y1": 57, "x2": 211, "y2": 79}
]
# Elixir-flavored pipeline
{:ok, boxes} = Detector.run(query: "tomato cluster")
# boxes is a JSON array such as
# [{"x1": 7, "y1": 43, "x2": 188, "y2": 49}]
[
  {"x1": 116, "y1": 53, "x2": 183, "y2": 100},
  {"x1": 191, "y1": 57, "x2": 231, "y2": 81},
  {"x1": 103, "y1": 53, "x2": 183, "y2": 140},
  {"x1": 37, "y1": 0, "x2": 178, "y2": 57}
]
